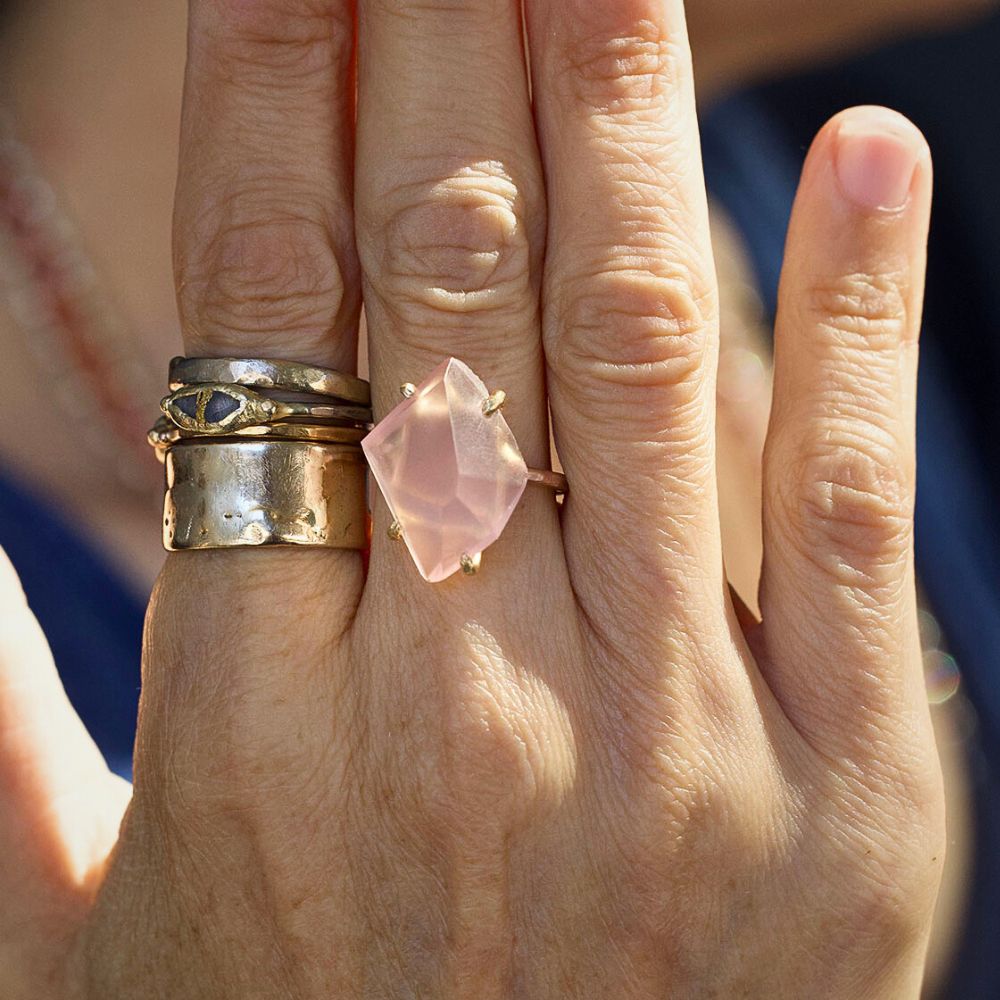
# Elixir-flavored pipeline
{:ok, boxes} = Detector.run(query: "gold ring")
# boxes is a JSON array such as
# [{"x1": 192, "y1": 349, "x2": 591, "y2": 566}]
[
  {"x1": 161, "y1": 384, "x2": 372, "y2": 435},
  {"x1": 169, "y1": 355, "x2": 371, "y2": 406},
  {"x1": 163, "y1": 439, "x2": 368, "y2": 551},
  {"x1": 147, "y1": 416, "x2": 367, "y2": 459}
]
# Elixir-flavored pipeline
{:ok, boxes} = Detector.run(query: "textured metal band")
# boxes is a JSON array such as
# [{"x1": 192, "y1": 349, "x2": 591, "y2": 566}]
[
  {"x1": 161, "y1": 384, "x2": 371, "y2": 434},
  {"x1": 163, "y1": 440, "x2": 368, "y2": 551},
  {"x1": 147, "y1": 416, "x2": 367, "y2": 459},
  {"x1": 169, "y1": 355, "x2": 371, "y2": 406}
]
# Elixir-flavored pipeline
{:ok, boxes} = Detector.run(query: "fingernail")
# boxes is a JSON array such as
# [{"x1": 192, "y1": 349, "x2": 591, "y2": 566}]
[{"x1": 834, "y1": 111, "x2": 925, "y2": 212}]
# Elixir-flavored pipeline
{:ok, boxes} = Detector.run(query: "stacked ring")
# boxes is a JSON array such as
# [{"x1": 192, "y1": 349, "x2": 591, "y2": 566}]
[
  {"x1": 168, "y1": 355, "x2": 371, "y2": 405},
  {"x1": 150, "y1": 354, "x2": 568, "y2": 574},
  {"x1": 147, "y1": 417, "x2": 367, "y2": 451},
  {"x1": 149, "y1": 356, "x2": 372, "y2": 552},
  {"x1": 159, "y1": 383, "x2": 371, "y2": 435}
]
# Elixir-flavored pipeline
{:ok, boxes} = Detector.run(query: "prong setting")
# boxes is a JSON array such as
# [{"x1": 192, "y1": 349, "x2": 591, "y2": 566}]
[
  {"x1": 362, "y1": 358, "x2": 530, "y2": 582},
  {"x1": 387, "y1": 520, "x2": 404, "y2": 541},
  {"x1": 482, "y1": 390, "x2": 506, "y2": 416},
  {"x1": 400, "y1": 382, "x2": 417, "y2": 399}
]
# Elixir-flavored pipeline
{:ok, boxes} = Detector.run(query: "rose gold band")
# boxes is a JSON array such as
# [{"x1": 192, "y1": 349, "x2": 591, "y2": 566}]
[{"x1": 526, "y1": 468, "x2": 567, "y2": 493}]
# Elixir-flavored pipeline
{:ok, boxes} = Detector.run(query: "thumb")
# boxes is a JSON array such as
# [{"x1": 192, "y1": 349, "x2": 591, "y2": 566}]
[{"x1": 0, "y1": 547, "x2": 130, "y2": 989}]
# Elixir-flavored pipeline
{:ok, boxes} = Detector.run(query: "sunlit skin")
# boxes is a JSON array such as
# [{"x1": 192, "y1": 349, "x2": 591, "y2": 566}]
[
  {"x1": 1, "y1": 0, "x2": 993, "y2": 580},
  {"x1": 0, "y1": 0, "x2": 985, "y2": 997}
]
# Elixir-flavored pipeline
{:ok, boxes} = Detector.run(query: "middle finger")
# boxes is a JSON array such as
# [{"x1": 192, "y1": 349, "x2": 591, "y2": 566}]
[{"x1": 356, "y1": 0, "x2": 551, "y2": 589}]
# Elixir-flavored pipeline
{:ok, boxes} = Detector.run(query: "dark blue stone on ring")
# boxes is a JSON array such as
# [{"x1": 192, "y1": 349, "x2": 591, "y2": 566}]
[
  {"x1": 204, "y1": 391, "x2": 241, "y2": 424},
  {"x1": 175, "y1": 394, "x2": 200, "y2": 419}
]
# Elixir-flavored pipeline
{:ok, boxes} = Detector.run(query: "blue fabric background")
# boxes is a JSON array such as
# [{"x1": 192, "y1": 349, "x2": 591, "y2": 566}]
[{"x1": 0, "y1": 473, "x2": 143, "y2": 779}]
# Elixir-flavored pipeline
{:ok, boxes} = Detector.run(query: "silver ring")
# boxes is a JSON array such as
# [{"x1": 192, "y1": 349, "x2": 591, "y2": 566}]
[{"x1": 169, "y1": 355, "x2": 371, "y2": 406}]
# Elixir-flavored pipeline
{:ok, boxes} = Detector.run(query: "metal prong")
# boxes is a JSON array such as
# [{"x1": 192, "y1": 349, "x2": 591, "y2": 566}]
[
  {"x1": 400, "y1": 382, "x2": 417, "y2": 399},
  {"x1": 460, "y1": 552, "x2": 482, "y2": 576},
  {"x1": 387, "y1": 520, "x2": 404, "y2": 541},
  {"x1": 482, "y1": 390, "x2": 506, "y2": 416}
]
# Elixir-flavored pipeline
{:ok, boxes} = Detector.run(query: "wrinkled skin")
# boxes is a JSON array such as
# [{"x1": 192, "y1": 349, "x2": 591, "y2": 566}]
[{"x1": 1, "y1": 1, "x2": 945, "y2": 998}]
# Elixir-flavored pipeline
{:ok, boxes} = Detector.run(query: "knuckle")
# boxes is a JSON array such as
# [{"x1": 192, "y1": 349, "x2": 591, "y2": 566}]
[
  {"x1": 432, "y1": 698, "x2": 548, "y2": 821},
  {"x1": 202, "y1": 0, "x2": 350, "y2": 81},
  {"x1": 549, "y1": 265, "x2": 715, "y2": 414},
  {"x1": 613, "y1": 743, "x2": 784, "y2": 895},
  {"x1": 559, "y1": 16, "x2": 684, "y2": 110},
  {"x1": 394, "y1": 627, "x2": 575, "y2": 836},
  {"x1": 804, "y1": 761, "x2": 944, "y2": 963},
  {"x1": 365, "y1": 164, "x2": 537, "y2": 338},
  {"x1": 787, "y1": 439, "x2": 913, "y2": 577},
  {"x1": 840, "y1": 823, "x2": 945, "y2": 957},
  {"x1": 805, "y1": 271, "x2": 910, "y2": 351},
  {"x1": 177, "y1": 199, "x2": 354, "y2": 358},
  {"x1": 639, "y1": 761, "x2": 741, "y2": 847}
]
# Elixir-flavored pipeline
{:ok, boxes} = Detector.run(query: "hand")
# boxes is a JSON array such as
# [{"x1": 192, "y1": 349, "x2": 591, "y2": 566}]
[{"x1": 1, "y1": 2, "x2": 943, "y2": 997}]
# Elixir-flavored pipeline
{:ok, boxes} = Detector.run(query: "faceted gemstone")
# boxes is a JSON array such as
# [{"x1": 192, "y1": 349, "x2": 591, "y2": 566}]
[{"x1": 362, "y1": 358, "x2": 528, "y2": 582}]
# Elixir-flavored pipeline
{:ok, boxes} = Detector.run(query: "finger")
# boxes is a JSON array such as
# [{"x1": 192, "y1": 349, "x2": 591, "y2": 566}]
[
  {"x1": 355, "y1": 0, "x2": 553, "y2": 587},
  {"x1": 525, "y1": 0, "x2": 725, "y2": 640},
  {"x1": 175, "y1": 0, "x2": 359, "y2": 370},
  {"x1": 171, "y1": 0, "x2": 363, "y2": 590},
  {"x1": 138, "y1": 2, "x2": 363, "y2": 800},
  {"x1": 759, "y1": 107, "x2": 932, "y2": 750},
  {"x1": 0, "y1": 550, "x2": 129, "y2": 979},
  {"x1": 170, "y1": 2, "x2": 363, "y2": 587}
]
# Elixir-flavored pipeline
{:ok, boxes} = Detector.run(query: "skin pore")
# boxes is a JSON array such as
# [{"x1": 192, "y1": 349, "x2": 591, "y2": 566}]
[{"x1": 0, "y1": 0, "x2": 983, "y2": 995}]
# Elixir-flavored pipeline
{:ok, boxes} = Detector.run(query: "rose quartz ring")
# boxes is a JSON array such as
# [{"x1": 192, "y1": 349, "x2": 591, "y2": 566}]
[{"x1": 362, "y1": 358, "x2": 566, "y2": 583}]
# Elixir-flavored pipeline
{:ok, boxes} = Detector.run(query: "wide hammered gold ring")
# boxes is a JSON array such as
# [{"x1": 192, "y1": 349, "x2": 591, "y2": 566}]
[{"x1": 163, "y1": 440, "x2": 368, "y2": 551}]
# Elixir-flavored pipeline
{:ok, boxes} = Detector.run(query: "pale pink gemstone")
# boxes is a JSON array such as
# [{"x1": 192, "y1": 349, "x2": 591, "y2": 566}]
[{"x1": 362, "y1": 358, "x2": 528, "y2": 583}]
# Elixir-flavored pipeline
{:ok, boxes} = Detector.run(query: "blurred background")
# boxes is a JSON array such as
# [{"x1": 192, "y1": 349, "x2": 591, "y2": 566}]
[{"x1": 1, "y1": 1, "x2": 998, "y2": 995}]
